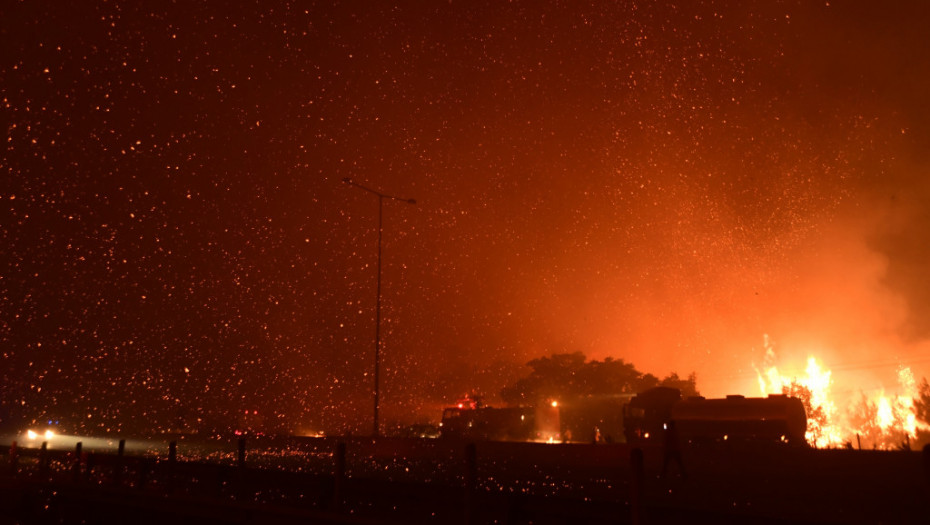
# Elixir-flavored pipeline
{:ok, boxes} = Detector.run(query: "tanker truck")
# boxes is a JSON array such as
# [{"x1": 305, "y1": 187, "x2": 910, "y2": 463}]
[{"x1": 623, "y1": 387, "x2": 808, "y2": 446}]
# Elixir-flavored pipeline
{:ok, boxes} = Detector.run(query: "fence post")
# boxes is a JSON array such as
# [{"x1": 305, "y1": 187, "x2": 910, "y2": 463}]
[
  {"x1": 630, "y1": 447, "x2": 645, "y2": 525},
  {"x1": 40, "y1": 441, "x2": 49, "y2": 480},
  {"x1": 73, "y1": 442, "x2": 83, "y2": 483},
  {"x1": 114, "y1": 439, "x2": 125, "y2": 486},
  {"x1": 167, "y1": 441, "x2": 177, "y2": 493},
  {"x1": 237, "y1": 438, "x2": 246, "y2": 468},
  {"x1": 921, "y1": 443, "x2": 930, "y2": 483},
  {"x1": 234, "y1": 437, "x2": 248, "y2": 501},
  {"x1": 8, "y1": 441, "x2": 17, "y2": 476},
  {"x1": 137, "y1": 458, "x2": 148, "y2": 490},
  {"x1": 464, "y1": 442, "x2": 477, "y2": 525},
  {"x1": 333, "y1": 441, "x2": 346, "y2": 511}
]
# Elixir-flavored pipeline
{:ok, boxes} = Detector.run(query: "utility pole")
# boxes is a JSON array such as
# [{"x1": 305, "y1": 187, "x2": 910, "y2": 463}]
[{"x1": 343, "y1": 178, "x2": 416, "y2": 436}]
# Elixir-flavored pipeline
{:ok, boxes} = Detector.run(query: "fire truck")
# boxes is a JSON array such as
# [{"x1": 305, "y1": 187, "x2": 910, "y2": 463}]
[
  {"x1": 623, "y1": 387, "x2": 808, "y2": 446},
  {"x1": 439, "y1": 398, "x2": 560, "y2": 442},
  {"x1": 439, "y1": 388, "x2": 808, "y2": 446}
]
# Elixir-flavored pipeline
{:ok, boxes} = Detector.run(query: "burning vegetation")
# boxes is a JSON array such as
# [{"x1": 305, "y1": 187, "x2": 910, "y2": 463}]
[
  {"x1": 754, "y1": 336, "x2": 930, "y2": 449},
  {"x1": 441, "y1": 346, "x2": 930, "y2": 450}
]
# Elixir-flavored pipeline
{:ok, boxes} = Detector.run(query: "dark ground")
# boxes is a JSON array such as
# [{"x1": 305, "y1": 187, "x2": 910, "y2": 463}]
[{"x1": 1, "y1": 437, "x2": 928, "y2": 524}]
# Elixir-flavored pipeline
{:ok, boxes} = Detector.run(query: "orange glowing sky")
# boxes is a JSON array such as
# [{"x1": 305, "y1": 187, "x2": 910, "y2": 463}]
[{"x1": 2, "y1": 1, "x2": 929, "y2": 433}]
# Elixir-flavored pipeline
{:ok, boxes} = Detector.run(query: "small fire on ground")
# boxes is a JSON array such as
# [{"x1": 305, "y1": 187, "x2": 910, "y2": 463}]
[{"x1": 753, "y1": 336, "x2": 929, "y2": 449}]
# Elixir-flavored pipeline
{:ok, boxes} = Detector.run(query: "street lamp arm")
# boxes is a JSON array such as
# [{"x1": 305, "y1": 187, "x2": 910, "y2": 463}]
[
  {"x1": 341, "y1": 177, "x2": 417, "y2": 436},
  {"x1": 343, "y1": 178, "x2": 416, "y2": 205}
]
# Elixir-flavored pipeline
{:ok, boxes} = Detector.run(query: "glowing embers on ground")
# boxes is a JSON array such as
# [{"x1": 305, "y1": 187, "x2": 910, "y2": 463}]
[{"x1": 754, "y1": 338, "x2": 928, "y2": 449}]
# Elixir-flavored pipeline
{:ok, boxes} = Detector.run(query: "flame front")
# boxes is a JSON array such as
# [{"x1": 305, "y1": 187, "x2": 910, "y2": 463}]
[
  {"x1": 753, "y1": 336, "x2": 927, "y2": 449},
  {"x1": 756, "y1": 353, "x2": 843, "y2": 447},
  {"x1": 847, "y1": 366, "x2": 924, "y2": 448}
]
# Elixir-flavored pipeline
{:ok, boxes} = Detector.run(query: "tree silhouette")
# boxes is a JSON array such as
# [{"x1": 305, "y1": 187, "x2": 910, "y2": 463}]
[
  {"x1": 659, "y1": 372, "x2": 700, "y2": 398},
  {"x1": 782, "y1": 380, "x2": 831, "y2": 447},
  {"x1": 916, "y1": 377, "x2": 930, "y2": 448},
  {"x1": 916, "y1": 378, "x2": 930, "y2": 425},
  {"x1": 500, "y1": 352, "x2": 698, "y2": 405}
]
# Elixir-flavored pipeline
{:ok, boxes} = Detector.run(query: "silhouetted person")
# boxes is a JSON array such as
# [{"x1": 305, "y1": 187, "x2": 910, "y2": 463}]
[{"x1": 660, "y1": 420, "x2": 686, "y2": 478}]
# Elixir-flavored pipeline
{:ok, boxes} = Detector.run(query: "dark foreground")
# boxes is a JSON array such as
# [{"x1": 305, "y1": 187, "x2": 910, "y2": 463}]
[{"x1": 1, "y1": 437, "x2": 928, "y2": 524}]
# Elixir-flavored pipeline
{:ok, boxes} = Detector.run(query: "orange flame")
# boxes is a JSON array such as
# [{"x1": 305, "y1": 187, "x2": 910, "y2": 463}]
[{"x1": 753, "y1": 335, "x2": 927, "y2": 449}]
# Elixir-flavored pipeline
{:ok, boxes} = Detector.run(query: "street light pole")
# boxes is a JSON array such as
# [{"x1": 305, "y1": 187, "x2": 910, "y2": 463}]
[{"x1": 343, "y1": 178, "x2": 416, "y2": 437}]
